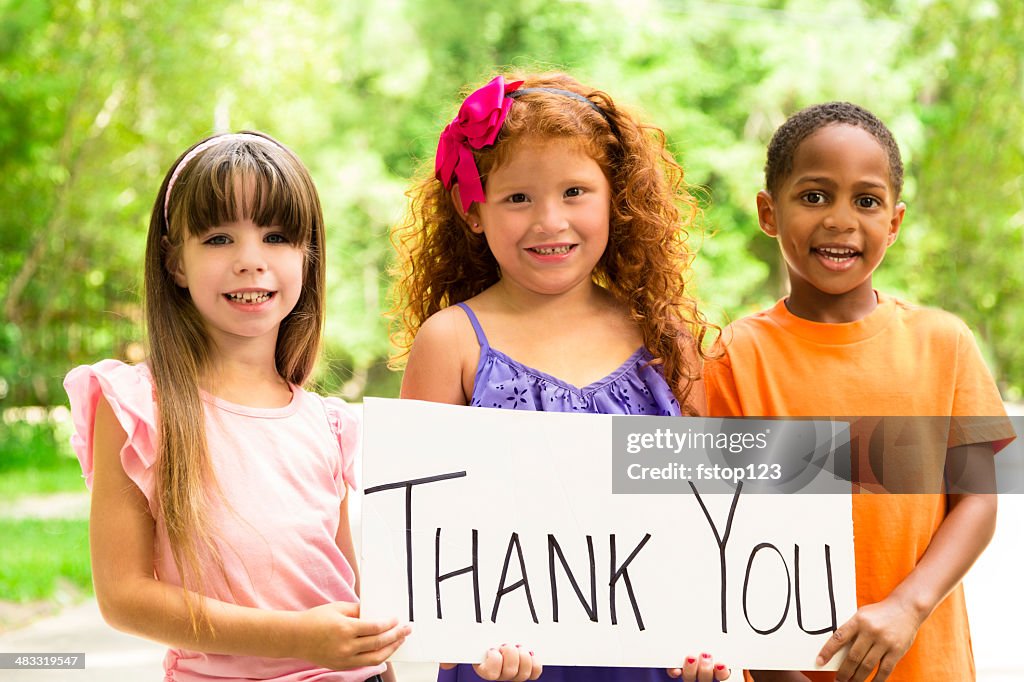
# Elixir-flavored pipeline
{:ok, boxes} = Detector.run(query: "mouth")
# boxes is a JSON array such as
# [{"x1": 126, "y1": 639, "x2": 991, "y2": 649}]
[
  {"x1": 526, "y1": 244, "x2": 576, "y2": 256},
  {"x1": 812, "y1": 245, "x2": 861, "y2": 262},
  {"x1": 224, "y1": 290, "x2": 275, "y2": 304}
]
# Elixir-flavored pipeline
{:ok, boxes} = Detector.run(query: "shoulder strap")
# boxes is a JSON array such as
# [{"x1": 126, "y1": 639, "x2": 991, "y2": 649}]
[{"x1": 455, "y1": 302, "x2": 489, "y2": 350}]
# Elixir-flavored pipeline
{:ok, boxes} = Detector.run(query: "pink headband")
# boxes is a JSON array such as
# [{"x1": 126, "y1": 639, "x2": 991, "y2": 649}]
[{"x1": 162, "y1": 133, "x2": 276, "y2": 228}]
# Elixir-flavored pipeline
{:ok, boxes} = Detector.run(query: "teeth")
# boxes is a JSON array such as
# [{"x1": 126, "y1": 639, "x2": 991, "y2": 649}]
[
  {"x1": 816, "y1": 247, "x2": 857, "y2": 262},
  {"x1": 531, "y1": 245, "x2": 572, "y2": 255},
  {"x1": 227, "y1": 291, "x2": 272, "y2": 303}
]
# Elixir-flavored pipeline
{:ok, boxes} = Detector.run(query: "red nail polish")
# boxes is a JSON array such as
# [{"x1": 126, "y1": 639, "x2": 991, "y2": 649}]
[
  {"x1": 686, "y1": 657, "x2": 696, "y2": 664},
  {"x1": 716, "y1": 664, "x2": 726, "y2": 671},
  {"x1": 529, "y1": 651, "x2": 535, "y2": 656},
  {"x1": 515, "y1": 644, "x2": 521, "y2": 648},
  {"x1": 702, "y1": 653, "x2": 711, "y2": 659}
]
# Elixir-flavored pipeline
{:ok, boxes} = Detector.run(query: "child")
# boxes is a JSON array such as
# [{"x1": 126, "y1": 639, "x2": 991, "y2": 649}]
[
  {"x1": 704, "y1": 102, "x2": 1015, "y2": 682},
  {"x1": 64, "y1": 132, "x2": 410, "y2": 681},
  {"x1": 391, "y1": 73, "x2": 730, "y2": 682}
]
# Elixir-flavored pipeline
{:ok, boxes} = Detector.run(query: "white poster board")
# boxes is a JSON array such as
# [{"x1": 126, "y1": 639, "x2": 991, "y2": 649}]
[{"x1": 360, "y1": 398, "x2": 855, "y2": 671}]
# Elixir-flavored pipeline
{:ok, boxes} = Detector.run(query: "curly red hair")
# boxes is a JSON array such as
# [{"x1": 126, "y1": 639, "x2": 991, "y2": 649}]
[{"x1": 390, "y1": 72, "x2": 714, "y2": 411}]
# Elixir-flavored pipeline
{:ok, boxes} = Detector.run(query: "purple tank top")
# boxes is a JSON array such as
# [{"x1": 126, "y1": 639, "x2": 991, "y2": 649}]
[
  {"x1": 439, "y1": 307, "x2": 681, "y2": 680},
  {"x1": 458, "y1": 302, "x2": 680, "y2": 417}
]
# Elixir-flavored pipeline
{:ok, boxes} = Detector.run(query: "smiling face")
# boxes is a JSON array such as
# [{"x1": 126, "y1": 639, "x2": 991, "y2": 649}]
[
  {"x1": 466, "y1": 136, "x2": 611, "y2": 299},
  {"x1": 757, "y1": 124, "x2": 906, "y2": 322},
  {"x1": 170, "y1": 217, "x2": 305, "y2": 350}
]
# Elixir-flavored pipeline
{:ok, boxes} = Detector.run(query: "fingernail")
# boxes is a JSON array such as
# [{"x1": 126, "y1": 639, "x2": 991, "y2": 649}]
[
  {"x1": 716, "y1": 664, "x2": 725, "y2": 671},
  {"x1": 529, "y1": 650, "x2": 534, "y2": 656},
  {"x1": 702, "y1": 652, "x2": 711, "y2": 659},
  {"x1": 816, "y1": 656, "x2": 825, "y2": 666},
  {"x1": 515, "y1": 644, "x2": 521, "y2": 648},
  {"x1": 686, "y1": 657, "x2": 696, "y2": 664}
]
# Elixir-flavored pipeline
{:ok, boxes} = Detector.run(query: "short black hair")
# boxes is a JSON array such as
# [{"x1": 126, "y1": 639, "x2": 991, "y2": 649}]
[{"x1": 764, "y1": 101, "x2": 903, "y2": 199}]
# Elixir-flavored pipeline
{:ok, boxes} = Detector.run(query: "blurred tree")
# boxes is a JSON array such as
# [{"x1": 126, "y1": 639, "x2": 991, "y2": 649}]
[
  {"x1": 1, "y1": 0, "x2": 1019, "y2": 407},
  {"x1": 0, "y1": 0, "x2": 241, "y2": 404},
  {"x1": 900, "y1": 0, "x2": 1023, "y2": 398}
]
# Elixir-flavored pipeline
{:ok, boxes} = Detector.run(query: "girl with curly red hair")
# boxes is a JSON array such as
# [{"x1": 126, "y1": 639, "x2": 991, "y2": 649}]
[{"x1": 391, "y1": 72, "x2": 726, "y2": 682}]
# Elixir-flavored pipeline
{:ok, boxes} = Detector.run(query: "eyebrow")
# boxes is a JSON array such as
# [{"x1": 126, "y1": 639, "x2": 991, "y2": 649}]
[
  {"x1": 489, "y1": 178, "x2": 600, "y2": 193},
  {"x1": 793, "y1": 176, "x2": 889, "y2": 191}
]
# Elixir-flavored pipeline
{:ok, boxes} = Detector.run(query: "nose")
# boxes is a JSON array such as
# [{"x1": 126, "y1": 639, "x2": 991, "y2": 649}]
[
  {"x1": 234, "y1": 238, "x2": 268, "y2": 274},
  {"x1": 822, "y1": 202, "x2": 856, "y2": 231},
  {"x1": 533, "y1": 198, "x2": 569, "y2": 235}
]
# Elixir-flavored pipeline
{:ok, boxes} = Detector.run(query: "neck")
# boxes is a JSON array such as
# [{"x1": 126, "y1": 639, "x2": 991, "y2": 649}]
[
  {"x1": 490, "y1": 277, "x2": 606, "y2": 317},
  {"x1": 784, "y1": 280, "x2": 878, "y2": 323},
  {"x1": 203, "y1": 336, "x2": 292, "y2": 407}
]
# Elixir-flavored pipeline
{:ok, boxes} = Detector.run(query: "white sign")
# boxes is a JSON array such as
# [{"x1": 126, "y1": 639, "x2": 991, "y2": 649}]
[{"x1": 360, "y1": 398, "x2": 855, "y2": 671}]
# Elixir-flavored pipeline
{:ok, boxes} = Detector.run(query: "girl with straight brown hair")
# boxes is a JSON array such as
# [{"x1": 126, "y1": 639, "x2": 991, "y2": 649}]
[{"x1": 65, "y1": 131, "x2": 409, "y2": 681}]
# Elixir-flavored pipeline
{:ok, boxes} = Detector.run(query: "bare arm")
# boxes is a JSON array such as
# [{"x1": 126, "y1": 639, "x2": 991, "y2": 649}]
[
  {"x1": 89, "y1": 397, "x2": 409, "y2": 669},
  {"x1": 890, "y1": 445, "x2": 998, "y2": 617},
  {"x1": 400, "y1": 308, "x2": 472, "y2": 405},
  {"x1": 336, "y1": 490, "x2": 360, "y2": 596},
  {"x1": 817, "y1": 444, "x2": 997, "y2": 682}
]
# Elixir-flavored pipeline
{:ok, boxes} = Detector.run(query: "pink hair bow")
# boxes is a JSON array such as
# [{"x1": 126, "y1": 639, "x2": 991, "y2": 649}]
[{"x1": 435, "y1": 76, "x2": 524, "y2": 213}]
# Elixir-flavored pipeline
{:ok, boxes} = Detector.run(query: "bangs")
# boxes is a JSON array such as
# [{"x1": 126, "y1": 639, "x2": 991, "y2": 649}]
[{"x1": 175, "y1": 139, "x2": 318, "y2": 247}]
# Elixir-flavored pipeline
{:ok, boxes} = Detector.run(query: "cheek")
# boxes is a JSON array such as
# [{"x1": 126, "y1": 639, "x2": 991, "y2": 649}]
[
  {"x1": 285, "y1": 247, "x2": 306, "y2": 273},
  {"x1": 288, "y1": 252, "x2": 311, "y2": 299}
]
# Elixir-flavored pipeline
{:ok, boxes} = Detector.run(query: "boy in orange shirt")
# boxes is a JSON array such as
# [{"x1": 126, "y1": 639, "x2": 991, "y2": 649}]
[{"x1": 705, "y1": 102, "x2": 1015, "y2": 682}]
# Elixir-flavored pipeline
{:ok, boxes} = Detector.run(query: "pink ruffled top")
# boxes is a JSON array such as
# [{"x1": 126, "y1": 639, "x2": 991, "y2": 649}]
[{"x1": 64, "y1": 359, "x2": 384, "y2": 682}]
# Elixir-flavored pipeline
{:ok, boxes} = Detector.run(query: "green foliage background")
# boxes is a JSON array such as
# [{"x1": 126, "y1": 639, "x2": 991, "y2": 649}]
[{"x1": 2, "y1": 0, "x2": 1022, "y2": 407}]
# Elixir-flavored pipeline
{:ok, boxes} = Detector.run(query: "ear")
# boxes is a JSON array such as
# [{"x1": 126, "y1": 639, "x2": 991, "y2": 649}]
[
  {"x1": 886, "y1": 201, "x2": 906, "y2": 247},
  {"x1": 756, "y1": 190, "x2": 778, "y2": 237},
  {"x1": 451, "y1": 185, "x2": 484, "y2": 234},
  {"x1": 162, "y1": 236, "x2": 188, "y2": 288}
]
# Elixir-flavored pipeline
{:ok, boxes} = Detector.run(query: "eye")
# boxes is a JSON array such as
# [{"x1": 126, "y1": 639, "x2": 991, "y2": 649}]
[
  {"x1": 802, "y1": 191, "x2": 827, "y2": 205},
  {"x1": 565, "y1": 187, "x2": 584, "y2": 198},
  {"x1": 856, "y1": 196, "x2": 881, "y2": 209},
  {"x1": 265, "y1": 232, "x2": 290, "y2": 244},
  {"x1": 203, "y1": 234, "x2": 230, "y2": 246},
  {"x1": 507, "y1": 193, "x2": 529, "y2": 204}
]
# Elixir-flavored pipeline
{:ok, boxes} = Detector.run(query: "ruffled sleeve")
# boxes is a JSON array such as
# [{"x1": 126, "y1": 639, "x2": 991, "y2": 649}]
[
  {"x1": 63, "y1": 360, "x2": 159, "y2": 502},
  {"x1": 321, "y1": 397, "x2": 361, "y2": 494}
]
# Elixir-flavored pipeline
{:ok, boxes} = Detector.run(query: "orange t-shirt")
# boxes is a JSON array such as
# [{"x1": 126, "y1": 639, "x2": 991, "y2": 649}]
[{"x1": 704, "y1": 293, "x2": 1015, "y2": 682}]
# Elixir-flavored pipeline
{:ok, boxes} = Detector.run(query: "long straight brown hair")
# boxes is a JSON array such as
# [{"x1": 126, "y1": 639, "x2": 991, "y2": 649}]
[{"x1": 143, "y1": 131, "x2": 326, "y2": 633}]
